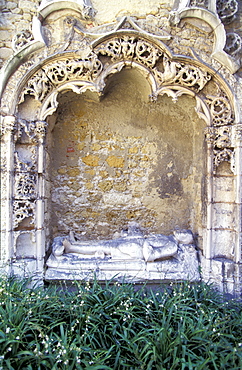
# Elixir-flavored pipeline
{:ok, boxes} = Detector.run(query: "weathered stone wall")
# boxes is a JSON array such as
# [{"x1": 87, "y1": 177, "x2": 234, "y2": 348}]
[
  {"x1": 0, "y1": 0, "x2": 39, "y2": 65},
  {"x1": 46, "y1": 69, "x2": 205, "y2": 242},
  {"x1": 0, "y1": 1, "x2": 173, "y2": 67}
]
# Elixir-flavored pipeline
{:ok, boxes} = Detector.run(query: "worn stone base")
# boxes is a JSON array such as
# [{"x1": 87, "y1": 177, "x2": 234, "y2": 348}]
[{"x1": 200, "y1": 256, "x2": 242, "y2": 297}]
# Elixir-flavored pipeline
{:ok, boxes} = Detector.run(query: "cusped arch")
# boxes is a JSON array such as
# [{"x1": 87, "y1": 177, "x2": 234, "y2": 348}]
[{"x1": 13, "y1": 31, "x2": 236, "y2": 129}]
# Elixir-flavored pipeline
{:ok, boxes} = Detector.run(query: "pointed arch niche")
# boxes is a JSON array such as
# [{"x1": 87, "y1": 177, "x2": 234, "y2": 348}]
[
  {"x1": 1, "y1": 32, "x2": 241, "y2": 287},
  {"x1": 47, "y1": 68, "x2": 206, "y2": 243}
]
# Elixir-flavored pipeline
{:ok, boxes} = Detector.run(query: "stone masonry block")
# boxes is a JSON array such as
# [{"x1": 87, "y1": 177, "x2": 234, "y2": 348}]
[
  {"x1": 212, "y1": 229, "x2": 236, "y2": 260},
  {"x1": 212, "y1": 203, "x2": 236, "y2": 229},
  {"x1": 213, "y1": 176, "x2": 235, "y2": 203}
]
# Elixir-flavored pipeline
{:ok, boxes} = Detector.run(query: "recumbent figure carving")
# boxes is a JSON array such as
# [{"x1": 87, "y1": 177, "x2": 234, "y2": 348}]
[{"x1": 51, "y1": 224, "x2": 195, "y2": 262}]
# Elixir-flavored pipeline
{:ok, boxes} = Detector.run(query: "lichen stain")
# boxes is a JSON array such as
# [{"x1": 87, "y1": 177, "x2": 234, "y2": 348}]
[{"x1": 155, "y1": 173, "x2": 183, "y2": 199}]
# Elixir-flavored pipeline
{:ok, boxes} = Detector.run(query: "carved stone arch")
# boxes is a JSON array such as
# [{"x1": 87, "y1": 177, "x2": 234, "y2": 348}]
[
  {"x1": 13, "y1": 32, "x2": 236, "y2": 125},
  {"x1": 1, "y1": 29, "x2": 241, "y2": 287}
]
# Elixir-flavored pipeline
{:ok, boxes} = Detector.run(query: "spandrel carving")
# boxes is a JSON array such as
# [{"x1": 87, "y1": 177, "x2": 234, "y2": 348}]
[
  {"x1": 19, "y1": 70, "x2": 52, "y2": 104},
  {"x1": 20, "y1": 54, "x2": 103, "y2": 104},
  {"x1": 206, "y1": 94, "x2": 233, "y2": 126},
  {"x1": 154, "y1": 58, "x2": 211, "y2": 92},
  {"x1": 95, "y1": 37, "x2": 161, "y2": 68}
]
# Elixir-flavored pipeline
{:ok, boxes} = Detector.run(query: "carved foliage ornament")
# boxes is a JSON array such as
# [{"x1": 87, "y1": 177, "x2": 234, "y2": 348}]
[
  {"x1": 12, "y1": 30, "x2": 34, "y2": 52},
  {"x1": 206, "y1": 94, "x2": 233, "y2": 126},
  {"x1": 19, "y1": 36, "x2": 212, "y2": 107},
  {"x1": 95, "y1": 36, "x2": 161, "y2": 68},
  {"x1": 13, "y1": 200, "x2": 35, "y2": 228},
  {"x1": 16, "y1": 119, "x2": 48, "y2": 143},
  {"x1": 13, "y1": 119, "x2": 47, "y2": 228},
  {"x1": 14, "y1": 173, "x2": 36, "y2": 199},
  {"x1": 205, "y1": 126, "x2": 234, "y2": 169},
  {"x1": 153, "y1": 57, "x2": 211, "y2": 91},
  {"x1": 19, "y1": 53, "x2": 102, "y2": 104}
]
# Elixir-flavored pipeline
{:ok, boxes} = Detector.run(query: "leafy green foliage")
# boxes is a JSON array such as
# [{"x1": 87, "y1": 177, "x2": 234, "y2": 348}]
[{"x1": 0, "y1": 277, "x2": 241, "y2": 369}]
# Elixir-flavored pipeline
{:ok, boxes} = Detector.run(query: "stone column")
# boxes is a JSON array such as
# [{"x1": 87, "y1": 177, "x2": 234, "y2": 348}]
[
  {"x1": 0, "y1": 115, "x2": 15, "y2": 272},
  {"x1": 34, "y1": 120, "x2": 48, "y2": 283},
  {"x1": 232, "y1": 124, "x2": 242, "y2": 263},
  {"x1": 204, "y1": 127, "x2": 214, "y2": 259}
]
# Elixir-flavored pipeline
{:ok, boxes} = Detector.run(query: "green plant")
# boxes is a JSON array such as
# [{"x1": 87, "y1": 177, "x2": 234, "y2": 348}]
[{"x1": 0, "y1": 277, "x2": 241, "y2": 369}]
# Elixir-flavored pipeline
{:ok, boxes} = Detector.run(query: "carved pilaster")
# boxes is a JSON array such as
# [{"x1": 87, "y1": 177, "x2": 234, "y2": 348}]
[
  {"x1": 13, "y1": 120, "x2": 47, "y2": 229},
  {"x1": 35, "y1": 120, "x2": 48, "y2": 143},
  {"x1": 205, "y1": 125, "x2": 234, "y2": 170},
  {"x1": 1, "y1": 116, "x2": 16, "y2": 137},
  {"x1": 16, "y1": 119, "x2": 48, "y2": 143}
]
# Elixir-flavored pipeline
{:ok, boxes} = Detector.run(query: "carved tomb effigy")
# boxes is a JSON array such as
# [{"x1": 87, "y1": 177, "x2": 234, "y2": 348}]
[{"x1": 46, "y1": 224, "x2": 200, "y2": 282}]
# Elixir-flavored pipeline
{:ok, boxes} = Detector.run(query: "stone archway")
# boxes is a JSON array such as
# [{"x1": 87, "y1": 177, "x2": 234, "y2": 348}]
[{"x1": 1, "y1": 31, "x2": 241, "y2": 286}]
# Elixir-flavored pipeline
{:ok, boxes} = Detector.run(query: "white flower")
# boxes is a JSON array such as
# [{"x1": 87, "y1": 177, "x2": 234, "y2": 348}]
[{"x1": 6, "y1": 328, "x2": 10, "y2": 334}]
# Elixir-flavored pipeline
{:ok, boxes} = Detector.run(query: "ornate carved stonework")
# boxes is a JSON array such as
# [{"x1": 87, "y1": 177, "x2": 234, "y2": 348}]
[
  {"x1": 16, "y1": 119, "x2": 48, "y2": 143},
  {"x1": 19, "y1": 35, "x2": 214, "y2": 112},
  {"x1": 153, "y1": 58, "x2": 211, "y2": 91},
  {"x1": 206, "y1": 94, "x2": 234, "y2": 126},
  {"x1": 205, "y1": 125, "x2": 234, "y2": 169},
  {"x1": 13, "y1": 200, "x2": 35, "y2": 228},
  {"x1": 216, "y1": 0, "x2": 238, "y2": 24},
  {"x1": 190, "y1": 0, "x2": 209, "y2": 9},
  {"x1": 213, "y1": 126, "x2": 234, "y2": 168},
  {"x1": 35, "y1": 120, "x2": 48, "y2": 142},
  {"x1": 224, "y1": 33, "x2": 242, "y2": 56},
  {"x1": 95, "y1": 36, "x2": 161, "y2": 68},
  {"x1": 12, "y1": 30, "x2": 34, "y2": 52},
  {"x1": 14, "y1": 173, "x2": 37, "y2": 199},
  {"x1": 1, "y1": 116, "x2": 16, "y2": 136},
  {"x1": 19, "y1": 54, "x2": 103, "y2": 104},
  {"x1": 15, "y1": 32, "x2": 236, "y2": 172}
]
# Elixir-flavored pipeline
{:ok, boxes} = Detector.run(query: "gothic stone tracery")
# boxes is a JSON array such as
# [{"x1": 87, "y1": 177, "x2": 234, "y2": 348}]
[{"x1": 17, "y1": 35, "x2": 235, "y2": 174}]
